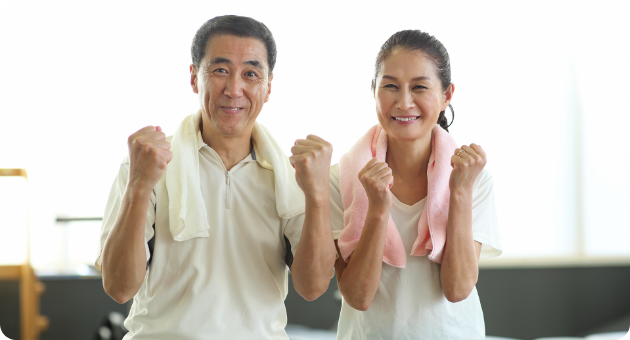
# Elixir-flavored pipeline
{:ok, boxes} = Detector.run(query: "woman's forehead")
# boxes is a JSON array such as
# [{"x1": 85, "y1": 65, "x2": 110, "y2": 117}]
[{"x1": 380, "y1": 49, "x2": 438, "y2": 79}]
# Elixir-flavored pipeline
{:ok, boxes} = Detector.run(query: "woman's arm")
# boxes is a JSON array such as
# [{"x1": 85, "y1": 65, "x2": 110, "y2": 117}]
[
  {"x1": 334, "y1": 158, "x2": 393, "y2": 311},
  {"x1": 439, "y1": 144, "x2": 487, "y2": 302}
]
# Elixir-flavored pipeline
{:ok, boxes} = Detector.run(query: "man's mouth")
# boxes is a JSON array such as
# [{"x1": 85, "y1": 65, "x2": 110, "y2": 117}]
[{"x1": 221, "y1": 106, "x2": 243, "y2": 112}]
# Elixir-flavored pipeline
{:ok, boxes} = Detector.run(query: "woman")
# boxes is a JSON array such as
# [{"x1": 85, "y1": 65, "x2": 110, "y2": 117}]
[{"x1": 329, "y1": 30, "x2": 502, "y2": 339}]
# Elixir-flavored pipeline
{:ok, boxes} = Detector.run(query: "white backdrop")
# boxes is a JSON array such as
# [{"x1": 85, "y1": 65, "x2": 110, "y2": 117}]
[{"x1": 1, "y1": 1, "x2": 629, "y2": 269}]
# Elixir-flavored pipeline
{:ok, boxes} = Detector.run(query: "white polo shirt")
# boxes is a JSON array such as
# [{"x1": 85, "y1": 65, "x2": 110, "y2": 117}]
[{"x1": 96, "y1": 131, "x2": 304, "y2": 340}]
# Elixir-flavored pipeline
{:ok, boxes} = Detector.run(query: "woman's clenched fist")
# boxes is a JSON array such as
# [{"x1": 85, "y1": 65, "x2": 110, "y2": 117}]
[
  {"x1": 127, "y1": 126, "x2": 173, "y2": 193},
  {"x1": 358, "y1": 158, "x2": 393, "y2": 214},
  {"x1": 450, "y1": 143, "x2": 486, "y2": 195}
]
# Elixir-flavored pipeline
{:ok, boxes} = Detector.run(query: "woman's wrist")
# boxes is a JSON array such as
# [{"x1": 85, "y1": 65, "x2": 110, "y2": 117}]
[{"x1": 366, "y1": 205, "x2": 390, "y2": 222}]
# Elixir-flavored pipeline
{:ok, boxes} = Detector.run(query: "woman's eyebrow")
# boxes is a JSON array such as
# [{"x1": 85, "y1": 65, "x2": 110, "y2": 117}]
[{"x1": 381, "y1": 75, "x2": 431, "y2": 82}]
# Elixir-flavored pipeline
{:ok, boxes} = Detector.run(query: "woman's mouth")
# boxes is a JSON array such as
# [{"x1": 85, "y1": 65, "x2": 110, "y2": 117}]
[{"x1": 392, "y1": 116, "x2": 419, "y2": 124}]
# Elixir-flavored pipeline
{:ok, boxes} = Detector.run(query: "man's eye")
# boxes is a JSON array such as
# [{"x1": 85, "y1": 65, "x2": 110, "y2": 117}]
[
  {"x1": 384, "y1": 84, "x2": 397, "y2": 89},
  {"x1": 245, "y1": 71, "x2": 257, "y2": 77},
  {"x1": 214, "y1": 68, "x2": 227, "y2": 73}
]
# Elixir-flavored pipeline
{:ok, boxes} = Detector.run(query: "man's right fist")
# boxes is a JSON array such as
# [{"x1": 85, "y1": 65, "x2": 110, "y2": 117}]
[{"x1": 127, "y1": 126, "x2": 173, "y2": 192}]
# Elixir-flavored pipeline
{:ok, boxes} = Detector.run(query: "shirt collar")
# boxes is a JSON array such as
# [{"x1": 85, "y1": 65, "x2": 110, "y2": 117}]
[{"x1": 197, "y1": 130, "x2": 257, "y2": 161}]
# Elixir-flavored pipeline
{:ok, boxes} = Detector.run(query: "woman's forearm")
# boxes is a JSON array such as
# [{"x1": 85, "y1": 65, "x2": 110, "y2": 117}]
[
  {"x1": 439, "y1": 190, "x2": 480, "y2": 302},
  {"x1": 336, "y1": 208, "x2": 389, "y2": 311},
  {"x1": 101, "y1": 185, "x2": 150, "y2": 304}
]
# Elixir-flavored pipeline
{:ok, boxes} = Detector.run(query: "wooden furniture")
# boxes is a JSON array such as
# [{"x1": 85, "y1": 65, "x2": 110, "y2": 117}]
[{"x1": 0, "y1": 169, "x2": 48, "y2": 340}]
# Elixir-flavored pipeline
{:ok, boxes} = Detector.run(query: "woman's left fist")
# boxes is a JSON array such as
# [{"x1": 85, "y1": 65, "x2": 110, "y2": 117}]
[
  {"x1": 289, "y1": 135, "x2": 333, "y2": 201},
  {"x1": 450, "y1": 144, "x2": 487, "y2": 194}
]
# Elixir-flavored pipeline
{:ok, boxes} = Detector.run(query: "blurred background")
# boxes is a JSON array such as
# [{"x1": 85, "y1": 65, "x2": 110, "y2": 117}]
[{"x1": 1, "y1": 1, "x2": 629, "y2": 339}]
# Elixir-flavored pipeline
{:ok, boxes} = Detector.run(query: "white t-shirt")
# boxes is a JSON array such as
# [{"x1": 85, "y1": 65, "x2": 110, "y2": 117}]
[
  {"x1": 329, "y1": 164, "x2": 502, "y2": 340},
  {"x1": 96, "y1": 131, "x2": 304, "y2": 340}
]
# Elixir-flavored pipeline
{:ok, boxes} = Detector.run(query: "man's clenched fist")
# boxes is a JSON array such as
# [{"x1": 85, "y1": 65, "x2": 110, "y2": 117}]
[
  {"x1": 289, "y1": 135, "x2": 332, "y2": 202},
  {"x1": 127, "y1": 126, "x2": 173, "y2": 193}
]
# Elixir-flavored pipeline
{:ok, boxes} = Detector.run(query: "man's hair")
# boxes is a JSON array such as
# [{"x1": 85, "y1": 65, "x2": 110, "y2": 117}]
[{"x1": 191, "y1": 15, "x2": 277, "y2": 73}]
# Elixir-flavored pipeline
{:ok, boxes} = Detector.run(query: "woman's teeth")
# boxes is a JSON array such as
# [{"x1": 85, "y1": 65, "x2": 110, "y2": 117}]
[{"x1": 393, "y1": 117, "x2": 418, "y2": 121}]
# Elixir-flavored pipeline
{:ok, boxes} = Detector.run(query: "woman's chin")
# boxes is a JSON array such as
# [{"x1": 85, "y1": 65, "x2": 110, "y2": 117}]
[{"x1": 385, "y1": 122, "x2": 430, "y2": 141}]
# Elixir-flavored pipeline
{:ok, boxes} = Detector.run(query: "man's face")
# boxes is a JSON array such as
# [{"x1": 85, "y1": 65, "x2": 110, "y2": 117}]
[{"x1": 190, "y1": 34, "x2": 272, "y2": 138}]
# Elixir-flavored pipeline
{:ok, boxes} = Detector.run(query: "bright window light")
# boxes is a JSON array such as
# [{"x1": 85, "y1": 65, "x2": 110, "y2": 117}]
[{"x1": 1, "y1": 1, "x2": 629, "y2": 270}]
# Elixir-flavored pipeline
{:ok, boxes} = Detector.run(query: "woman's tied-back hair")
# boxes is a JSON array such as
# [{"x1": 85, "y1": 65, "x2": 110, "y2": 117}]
[
  {"x1": 191, "y1": 15, "x2": 277, "y2": 74},
  {"x1": 372, "y1": 30, "x2": 454, "y2": 131}
]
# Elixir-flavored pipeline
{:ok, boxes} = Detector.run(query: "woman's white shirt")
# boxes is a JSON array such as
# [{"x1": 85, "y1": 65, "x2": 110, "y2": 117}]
[{"x1": 329, "y1": 164, "x2": 502, "y2": 340}]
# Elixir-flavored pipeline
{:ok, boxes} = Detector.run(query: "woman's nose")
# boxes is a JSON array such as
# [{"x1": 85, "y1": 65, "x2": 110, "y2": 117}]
[
  {"x1": 397, "y1": 90, "x2": 415, "y2": 111},
  {"x1": 224, "y1": 74, "x2": 244, "y2": 98}
]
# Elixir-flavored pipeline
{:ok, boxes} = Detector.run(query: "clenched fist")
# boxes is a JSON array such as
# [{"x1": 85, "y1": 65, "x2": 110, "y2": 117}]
[
  {"x1": 127, "y1": 126, "x2": 173, "y2": 193},
  {"x1": 289, "y1": 135, "x2": 333, "y2": 202},
  {"x1": 358, "y1": 158, "x2": 393, "y2": 214},
  {"x1": 450, "y1": 144, "x2": 486, "y2": 195}
]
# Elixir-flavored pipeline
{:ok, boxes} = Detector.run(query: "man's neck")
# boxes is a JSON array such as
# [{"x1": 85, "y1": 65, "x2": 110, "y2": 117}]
[{"x1": 200, "y1": 121, "x2": 252, "y2": 171}]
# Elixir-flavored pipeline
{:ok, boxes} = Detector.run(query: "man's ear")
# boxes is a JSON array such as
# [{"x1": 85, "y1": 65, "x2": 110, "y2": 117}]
[
  {"x1": 264, "y1": 73, "x2": 273, "y2": 103},
  {"x1": 190, "y1": 64, "x2": 199, "y2": 94}
]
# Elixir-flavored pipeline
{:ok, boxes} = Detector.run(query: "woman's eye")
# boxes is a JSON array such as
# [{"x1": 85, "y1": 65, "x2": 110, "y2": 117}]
[
  {"x1": 413, "y1": 85, "x2": 427, "y2": 90},
  {"x1": 384, "y1": 84, "x2": 397, "y2": 89}
]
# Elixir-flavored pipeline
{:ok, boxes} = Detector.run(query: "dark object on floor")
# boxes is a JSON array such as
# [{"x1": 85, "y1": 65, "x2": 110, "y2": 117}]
[{"x1": 94, "y1": 312, "x2": 127, "y2": 340}]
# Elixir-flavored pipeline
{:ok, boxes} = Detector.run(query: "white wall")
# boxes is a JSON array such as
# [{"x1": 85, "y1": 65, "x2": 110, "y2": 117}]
[{"x1": 1, "y1": 1, "x2": 629, "y2": 270}]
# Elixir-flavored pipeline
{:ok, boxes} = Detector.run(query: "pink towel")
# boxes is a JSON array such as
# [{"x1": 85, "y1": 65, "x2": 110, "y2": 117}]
[{"x1": 338, "y1": 124, "x2": 458, "y2": 267}]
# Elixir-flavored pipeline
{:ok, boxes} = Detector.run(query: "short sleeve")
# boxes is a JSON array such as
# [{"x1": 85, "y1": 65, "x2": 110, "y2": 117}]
[
  {"x1": 329, "y1": 164, "x2": 345, "y2": 240},
  {"x1": 282, "y1": 212, "x2": 305, "y2": 260},
  {"x1": 95, "y1": 156, "x2": 156, "y2": 271},
  {"x1": 472, "y1": 169, "x2": 502, "y2": 259}
]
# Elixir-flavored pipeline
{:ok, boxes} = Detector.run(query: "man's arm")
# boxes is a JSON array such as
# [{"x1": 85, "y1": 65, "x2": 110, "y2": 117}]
[
  {"x1": 101, "y1": 126, "x2": 172, "y2": 304},
  {"x1": 288, "y1": 135, "x2": 338, "y2": 301}
]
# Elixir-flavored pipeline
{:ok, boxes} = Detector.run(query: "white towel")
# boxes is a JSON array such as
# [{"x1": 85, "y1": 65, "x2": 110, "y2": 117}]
[{"x1": 166, "y1": 110, "x2": 305, "y2": 242}]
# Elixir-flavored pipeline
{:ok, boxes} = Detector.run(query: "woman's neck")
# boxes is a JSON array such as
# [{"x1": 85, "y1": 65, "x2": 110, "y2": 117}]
[
  {"x1": 386, "y1": 132, "x2": 433, "y2": 179},
  {"x1": 386, "y1": 131, "x2": 433, "y2": 205}
]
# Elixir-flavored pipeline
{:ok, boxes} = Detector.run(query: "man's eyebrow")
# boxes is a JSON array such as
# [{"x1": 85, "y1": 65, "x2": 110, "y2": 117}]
[
  {"x1": 244, "y1": 59, "x2": 264, "y2": 70},
  {"x1": 210, "y1": 57, "x2": 232, "y2": 65}
]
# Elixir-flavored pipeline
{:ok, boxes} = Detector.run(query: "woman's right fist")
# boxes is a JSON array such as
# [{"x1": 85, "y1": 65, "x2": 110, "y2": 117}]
[
  {"x1": 358, "y1": 157, "x2": 393, "y2": 213},
  {"x1": 127, "y1": 126, "x2": 173, "y2": 192}
]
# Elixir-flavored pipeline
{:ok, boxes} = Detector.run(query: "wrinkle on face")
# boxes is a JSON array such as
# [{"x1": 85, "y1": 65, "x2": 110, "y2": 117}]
[{"x1": 193, "y1": 35, "x2": 272, "y2": 138}]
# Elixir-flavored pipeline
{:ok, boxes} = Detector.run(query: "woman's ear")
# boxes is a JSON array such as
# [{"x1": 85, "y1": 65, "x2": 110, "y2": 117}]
[{"x1": 443, "y1": 83, "x2": 455, "y2": 109}]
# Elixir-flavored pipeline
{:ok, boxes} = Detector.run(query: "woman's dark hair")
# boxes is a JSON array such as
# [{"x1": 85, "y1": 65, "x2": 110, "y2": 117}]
[
  {"x1": 371, "y1": 30, "x2": 454, "y2": 131},
  {"x1": 191, "y1": 15, "x2": 277, "y2": 74}
]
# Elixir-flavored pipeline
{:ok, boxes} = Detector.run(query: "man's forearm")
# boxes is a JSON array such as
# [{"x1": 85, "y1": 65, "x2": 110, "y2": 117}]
[
  {"x1": 101, "y1": 186, "x2": 151, "y2": 304},
  {"x1": 291, "y1": 191, "x2": 337, "y2": 301}
]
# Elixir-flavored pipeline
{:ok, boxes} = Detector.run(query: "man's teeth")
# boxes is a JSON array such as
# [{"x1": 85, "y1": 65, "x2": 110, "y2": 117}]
[{"x1": 394, "y1": 117, "x2": 418, "y2": 121}]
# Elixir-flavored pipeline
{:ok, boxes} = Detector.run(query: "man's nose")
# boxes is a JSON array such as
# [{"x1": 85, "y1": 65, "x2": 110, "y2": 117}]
[{"x1": 224, "y1": 74, "x2": 244, "y2": 98}]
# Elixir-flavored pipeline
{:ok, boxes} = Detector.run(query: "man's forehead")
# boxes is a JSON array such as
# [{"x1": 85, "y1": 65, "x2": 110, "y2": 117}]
[{"x1": 204, "y1": 34, "x2": 268, "y2": 68}]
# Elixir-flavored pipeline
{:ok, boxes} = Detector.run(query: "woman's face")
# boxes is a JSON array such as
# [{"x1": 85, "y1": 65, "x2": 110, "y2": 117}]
[{"x1": 374, "y1": 49, "x2": 453, "y2": 142}]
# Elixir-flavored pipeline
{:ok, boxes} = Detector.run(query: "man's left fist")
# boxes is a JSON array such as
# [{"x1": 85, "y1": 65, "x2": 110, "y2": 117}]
[{"x1": 289, "y1": 135, "x2": 333, "y2": 201}]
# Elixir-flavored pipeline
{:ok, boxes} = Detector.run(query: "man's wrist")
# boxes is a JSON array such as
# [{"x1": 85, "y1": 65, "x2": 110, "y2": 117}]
[
  {"x1": 124, "y1": 181, "x2": 154, "y2": 204},
  {"x1": 304, "y1": 187, "x2": 329, "y2": 209}
]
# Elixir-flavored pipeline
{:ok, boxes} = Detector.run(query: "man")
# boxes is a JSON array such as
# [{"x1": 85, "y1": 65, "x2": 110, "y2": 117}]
[{"x1": 95, "y1": 15, "x2": 337, "y2": 339}]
